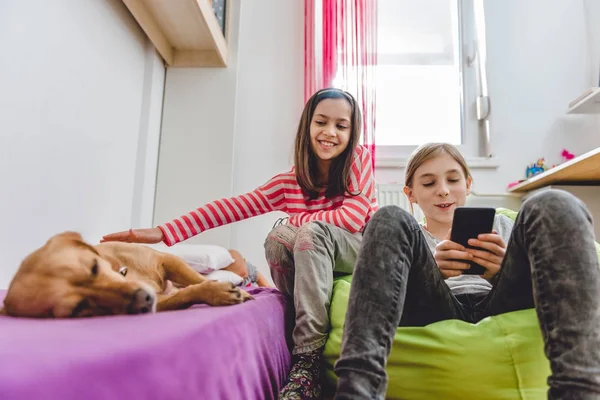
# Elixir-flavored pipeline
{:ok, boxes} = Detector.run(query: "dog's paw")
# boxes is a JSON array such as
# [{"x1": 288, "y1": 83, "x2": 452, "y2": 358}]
[
  {"x1": 240, "y1": 289, "x2": 254, "y2": 302},
  {"x1": 203, "y1": 281, "x2": 250, "y2": 306}
]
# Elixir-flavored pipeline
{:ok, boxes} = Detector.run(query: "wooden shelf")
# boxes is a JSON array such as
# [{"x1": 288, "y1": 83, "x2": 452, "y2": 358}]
[
  {"x1": 122, "y1": 0, "x2": 228, "y2": 67},
  {"x1": 567, "y1": 87, "x2": 600, "y2": 114},
  {"x1": 508, "y1": 147, "x2": 600, "y2": 193}
]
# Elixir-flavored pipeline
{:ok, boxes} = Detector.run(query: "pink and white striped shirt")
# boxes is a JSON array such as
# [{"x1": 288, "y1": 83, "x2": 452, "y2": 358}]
[{"x1": 158, "y1": 146, "x2": 378, "y2": 246}]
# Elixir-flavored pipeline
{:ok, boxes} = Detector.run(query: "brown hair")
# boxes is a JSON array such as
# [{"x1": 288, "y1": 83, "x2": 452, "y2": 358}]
[
  {"x1": 294, "y1": 88, "x2": 362, "y2": 199},
  {"x1": 405, "y1": 143, "x2": 472, "y2": 188}
]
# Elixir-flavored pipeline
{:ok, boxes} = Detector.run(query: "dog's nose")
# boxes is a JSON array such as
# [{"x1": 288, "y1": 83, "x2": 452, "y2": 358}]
[{"x1": 128, "y1": 288, "x2": 155, "y2": 314}]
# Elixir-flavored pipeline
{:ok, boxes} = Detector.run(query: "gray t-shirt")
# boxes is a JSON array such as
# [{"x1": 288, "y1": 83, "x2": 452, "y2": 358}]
[
  {"x1": 240, "y1": 261, "x2": 259, "y2": 287},
  {"x1": 419, "y1": 214, "x2": 515, "y2": 295}
]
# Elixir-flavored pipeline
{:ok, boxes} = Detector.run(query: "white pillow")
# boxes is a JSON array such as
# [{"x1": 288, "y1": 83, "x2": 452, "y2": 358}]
[
  {"x1": 204, "y1": 270, "x2": 244, "y2": 286},
  {"x1": 151, "y1": 243, "x2": 234, "y2": 274}
]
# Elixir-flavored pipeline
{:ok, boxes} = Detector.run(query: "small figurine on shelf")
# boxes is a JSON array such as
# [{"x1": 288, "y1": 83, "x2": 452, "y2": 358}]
[
  {"x1": 561, "y1": 149, "x2": 575, "y2": 162},
  {"x1": 507, "y1": 180, "x2": 525, "y2": 189},
  {"x1": 525, "y1": 158, "x2": 549, "y2": 178},
  {"x1": 510, "y1": 149, "x2": 577, "y2": 189}
]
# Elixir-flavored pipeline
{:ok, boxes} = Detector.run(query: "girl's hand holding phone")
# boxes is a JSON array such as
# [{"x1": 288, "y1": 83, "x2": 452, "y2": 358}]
[
  {"x1": 465, "y1": 231, "x2": 506, "y2": 282},
  {"x1": 434, "y1": 230, "x2": 473, "y2": 279}
]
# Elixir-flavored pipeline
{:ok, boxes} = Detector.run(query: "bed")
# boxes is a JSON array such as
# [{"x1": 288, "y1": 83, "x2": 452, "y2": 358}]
[{"x1": 0, "y1": 287, "x2": 293, "y2": 400}]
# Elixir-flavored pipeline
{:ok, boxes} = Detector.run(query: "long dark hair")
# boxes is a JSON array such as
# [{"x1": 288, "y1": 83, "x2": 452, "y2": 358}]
[{"x1": 294, "y1": 88, "x2": 362, "y2": 199}]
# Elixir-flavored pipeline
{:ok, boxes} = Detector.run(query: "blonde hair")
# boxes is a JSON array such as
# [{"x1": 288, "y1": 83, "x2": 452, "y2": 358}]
[
  {"x1": 404, "y1": 143, "x2": 472, "y2": 216},
  {"x1": 405, "y1": 143, "x2": 472, "y2": 188}
]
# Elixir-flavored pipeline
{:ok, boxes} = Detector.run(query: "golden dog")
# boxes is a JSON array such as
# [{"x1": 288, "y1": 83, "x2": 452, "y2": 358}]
[{"x1": 1, "y1": 231, "x2": 252, "y2": 318}]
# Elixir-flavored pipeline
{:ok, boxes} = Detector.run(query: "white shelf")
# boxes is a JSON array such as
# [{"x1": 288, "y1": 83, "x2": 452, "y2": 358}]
[
  {"x1": 567, "y1": 87, "x2": 600, "y2": 114},
  {"x1": 122, "y1": 0, "x2": 228, "y2": 67},
  {"x1": 508, "y1": 147, "x2": 600, "y2": 193}
]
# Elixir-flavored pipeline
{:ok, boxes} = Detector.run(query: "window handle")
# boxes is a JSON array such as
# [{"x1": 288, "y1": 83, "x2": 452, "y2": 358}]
[{"x1": 465, "y1": 40, "x2": 477, "y2": 67}]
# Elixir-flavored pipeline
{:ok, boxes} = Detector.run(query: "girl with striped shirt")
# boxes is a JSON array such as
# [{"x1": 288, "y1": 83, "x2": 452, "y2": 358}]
[{"x1": 102, "y1": 88, "x2": 378, "y2": 399}]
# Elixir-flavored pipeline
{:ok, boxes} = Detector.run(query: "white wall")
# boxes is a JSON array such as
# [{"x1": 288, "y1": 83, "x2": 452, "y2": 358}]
[
  {"x1": 583, "y1": 0, "x2": 600, "y2": 85},
  {"x1": 131, "y1": 42, "x2": 165, "y2": 230},
  {"x1": 154, "y1": 1, "x2": 242, "y2": 248},
  {"x1": 154, "y1": 0, "x2": 303, "y2": 279},
  {"x1": 0, "y1": 0, "x2": 164, "y2": 288},
  {"x1": 376, "y1": 0, "x2": 600, "y2": 198},
  {"x1": 230, "y1": 0, "x2": 304, "y2": 276}
]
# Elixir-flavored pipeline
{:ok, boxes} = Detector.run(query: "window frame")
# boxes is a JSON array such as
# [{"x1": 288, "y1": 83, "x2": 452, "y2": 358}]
[{"x1": 374, "y1": 0, "x2": 496, "y2": 167}]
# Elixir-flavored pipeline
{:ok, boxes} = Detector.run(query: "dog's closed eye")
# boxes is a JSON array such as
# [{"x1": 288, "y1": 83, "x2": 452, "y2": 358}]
[
  {"x1": 118, "y1": 266, "x2": 128, "y2": 277},
  {"x1": 91, "y1": 260, "x2": 99, "y2": 276}
]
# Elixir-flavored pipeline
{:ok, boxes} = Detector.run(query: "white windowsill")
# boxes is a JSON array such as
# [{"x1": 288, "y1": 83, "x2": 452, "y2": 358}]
[{"x1": 376, "y1": 156, "x2": 501, "y2": 169}]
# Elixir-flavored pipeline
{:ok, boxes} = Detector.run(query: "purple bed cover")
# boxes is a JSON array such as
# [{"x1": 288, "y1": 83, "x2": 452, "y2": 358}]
[{"x1": 0, "y1": 287, "x2": 292, "y2": 400}]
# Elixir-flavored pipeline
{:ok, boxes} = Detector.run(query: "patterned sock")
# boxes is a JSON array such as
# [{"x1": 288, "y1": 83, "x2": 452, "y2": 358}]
[{"x1": 278, "y1": 348, "x2": 323, "y2": 400}]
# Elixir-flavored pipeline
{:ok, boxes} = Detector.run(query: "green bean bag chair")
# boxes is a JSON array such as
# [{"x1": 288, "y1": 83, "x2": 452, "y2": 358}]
[{"x1": 324, "y1": 209, "x2": 600, "y2": 399}]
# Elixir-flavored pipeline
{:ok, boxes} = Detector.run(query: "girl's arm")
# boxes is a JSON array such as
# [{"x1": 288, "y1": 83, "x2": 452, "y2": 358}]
[
  {"x1": 158, "y1": 175, "x2": 289, "y2": 246},
  {"x1": 287, "y1": 147, "x2": 376, "y2": 234},
  {"x1": 102, "y1": 174, "x2": 289, "y2": 246},
  {"x1": 256, "y1": 272, "x2": 273, "y2": 288}
]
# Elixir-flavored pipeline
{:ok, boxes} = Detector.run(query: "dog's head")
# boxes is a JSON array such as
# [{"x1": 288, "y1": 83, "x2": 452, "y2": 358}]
[{"x1": 2, "y1": 232, "x2": 156, "y2": 318}]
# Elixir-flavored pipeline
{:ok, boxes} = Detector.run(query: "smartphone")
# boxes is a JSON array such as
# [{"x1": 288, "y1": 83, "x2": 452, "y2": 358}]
[{"x1": 450, "y1": 207, "x2": 496, "y2": 275}]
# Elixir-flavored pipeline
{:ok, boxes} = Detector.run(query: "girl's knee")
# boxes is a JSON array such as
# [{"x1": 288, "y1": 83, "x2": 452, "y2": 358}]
[
  {"x1": 373, "y1": 205, "x2": 412, "y2": 222},
  {"x1": 367, "y1": 205, "x2": 418, "y2": 234},
  {"x1": 264, "y1": 226, "x2": 295, "y2": 270},
  {"x1": 265, "y1": 225, "x2": 296, "y2": 245},
  {"x1": 523, "y1": 189, "x2": 582, "y2": 214},
  {"x1": 520, "y1": 189, "x2": 592, "y2": 228},
  {"x1": 294, "y1": 222, "x2": 329, "y2": 252}
]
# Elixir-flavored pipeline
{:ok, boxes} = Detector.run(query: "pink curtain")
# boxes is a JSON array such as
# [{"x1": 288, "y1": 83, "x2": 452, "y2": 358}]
[{"x1": 305, "y1": 0, "x2": 378, "y2": 166}]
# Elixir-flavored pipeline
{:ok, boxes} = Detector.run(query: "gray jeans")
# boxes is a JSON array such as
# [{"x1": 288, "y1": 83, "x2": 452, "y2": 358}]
[
  {"x1": 334, "y1": 189, "x2": 600, "y2": 400},
  {"x1": 265, "y1": 221, "x2": 362, "y2": 354}
]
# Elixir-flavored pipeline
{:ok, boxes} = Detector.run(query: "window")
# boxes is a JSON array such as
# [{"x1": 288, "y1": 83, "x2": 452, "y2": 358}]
[{"x1": 334, "y1": 0, "x2": 491, "y2": 161}]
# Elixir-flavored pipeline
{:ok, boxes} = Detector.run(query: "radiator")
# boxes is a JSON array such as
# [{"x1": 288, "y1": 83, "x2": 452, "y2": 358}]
[
  {"x1": 375, "y1": 183, "x2": 522, "y2": 221},
  {"x1": 375, "y1": 184, "x2": 425, "y2": 221}
]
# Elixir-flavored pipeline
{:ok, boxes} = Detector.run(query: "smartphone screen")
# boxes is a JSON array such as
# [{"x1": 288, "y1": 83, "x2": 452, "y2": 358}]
[{"x1": 450, "y1": 207, "x2": 496, "y2": 275}]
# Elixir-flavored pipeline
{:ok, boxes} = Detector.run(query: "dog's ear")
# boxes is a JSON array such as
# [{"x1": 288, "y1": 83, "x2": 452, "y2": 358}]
[
  {"x1": 46, "y1": 231, "x2": 84, "y2": 246},
  {"x1": 47, "y1": 231, "x2": 101, "y2": 257},
  {"x1": 72, "y1": 240, "x2": 101, "y2": 256},
  {"x1": 0, "y1": 307, "x2": 7, "y2": 316},
  {"x1": 58, "y1": 231, "x2": 84, "y2": 241}
]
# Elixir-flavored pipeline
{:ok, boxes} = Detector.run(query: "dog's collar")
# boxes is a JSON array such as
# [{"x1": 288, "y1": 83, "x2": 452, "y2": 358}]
[{"x1": 118, "y1": 266, "x2": 128, "y2": 277}]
